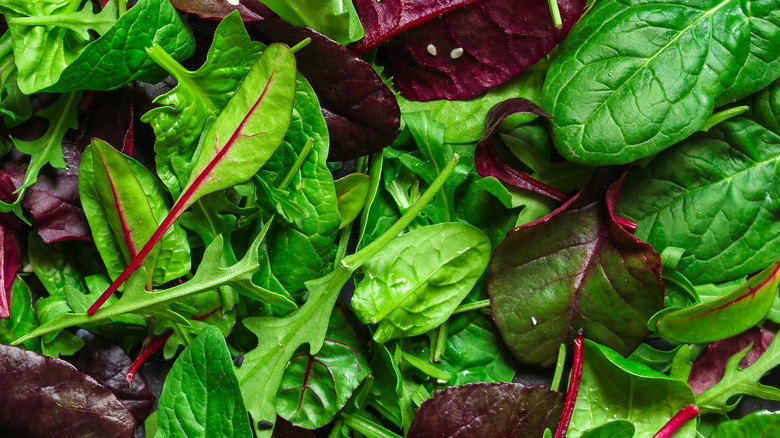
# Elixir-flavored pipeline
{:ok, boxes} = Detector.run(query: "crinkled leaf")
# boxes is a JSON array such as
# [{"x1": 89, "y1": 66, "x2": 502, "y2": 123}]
[
  {"x1": 334, "y1": 173, "x2": 369, "y2": 229},
  {"x1": 688, "y1": 327, "x2": 774, "y2": 395},
  {"x1": 66, "y1": 330, "x2": 154, "y2": 423},
  {"x1": 276, "y1": 305, "x2": 371, "y2": 429},
  {"x1": 261, "y1": 0, "x2": 364, "y2": 45},
  {"x1": 407, "y1": 383, "x2": 563, "y2": 438},
  {"x1": 0, "y1": 222, "x2": 20, "y2": 318},
  {"x1": 156, "y1": 326, "x2": 253, "y2": 438},
  {"x1": 651, "y1": 260, "x2": 780, "y2": 343},
  {"x1": 352, "y1": 222, "x2": 491, "y2": 343},
  {"x1": 0, "y1": 342, "x2": 135, "y2": 437},
  {"x1": 489, "y1": 169, "x2": 665, "y2": 367},
  {"x1": 568, "y1": 340, "x2": 696, "y2": 438},
  {"x1": 141, "y1": 11, "x2": 263, "y2": 197},
  {"x1": 710, "y1": 410, "x2": 780, "y2": 437},
  {"x1": 543, "y1": 0, "x2": 780, "y2": 165},
  {"x1": 745, "y1": 78, "x2": 780, "y2": 135},
  {"x1": 249, "y1": 20, "x2": 400, "y2": 161},
  {"x1": 617, "y1": 115, "x2": 780, "y2": 283},
  {"x1": 45, "y1": 0, "x2": 195, "y2": 92}
]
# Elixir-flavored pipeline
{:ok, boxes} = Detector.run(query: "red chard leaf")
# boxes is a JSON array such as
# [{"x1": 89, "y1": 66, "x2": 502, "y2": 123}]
[
  {"x1": 352, "y1": 0, "x2": 586, "y2": 101},
  {"x1": 407, "y1": 382, "x2": 564, "y2": 437},
  {"x1": 0, "y1": 343, "x2": 135, "y2": 437},
  {"x1": 249, "y1": 20, "x2": 400, "y2": 161},
  {"x1": 488, "y1": 168, "x2": 665, "y2": 367},
  {"x1": 0, "y1": 222, "x2": 20, "y2": 318},
  {"x1": 688, "y1": 327, "x2": 775, "y2": 395},
  {"x1": 169, "y1": 0, "x2": 275, "y2": 21}
]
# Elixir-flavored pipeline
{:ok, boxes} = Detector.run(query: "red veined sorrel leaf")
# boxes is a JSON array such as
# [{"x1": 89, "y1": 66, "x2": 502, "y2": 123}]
[
  {"x1": 0, "y1": 222, "x2": 20, "y2": 319},
  {"x1": 88, "y1": 43, "x2": 297, "y2": 315},
  {"x1": 488, "y1": 167, "x2": 665, "y2": 367}
]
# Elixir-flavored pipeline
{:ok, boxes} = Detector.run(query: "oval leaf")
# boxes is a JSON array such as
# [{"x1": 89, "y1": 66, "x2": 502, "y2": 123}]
[
  {"x1": 334, "y1": 173, "x2": 370, "y2": 229},
  {"x1": 351, "y1": 222, "x2": 491, "y2": 343}
]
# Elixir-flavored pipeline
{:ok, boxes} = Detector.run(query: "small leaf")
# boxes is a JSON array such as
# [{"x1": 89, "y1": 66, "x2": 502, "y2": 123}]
[
  {"x1": 334, "y1": 173, "x2": 370, "y2": 229},
  {"x1": 156, "y1": 326, "x2": 253, "y2": 438},
  {"x1": 0, "y1": 276, "x2": 40, "y2": 351},
  {"x1": 0, "y1": 222, "x2": 20, "y2": 318},
  {"x1": 652, "y1": 260, "x2": 780, "y2": 344}
]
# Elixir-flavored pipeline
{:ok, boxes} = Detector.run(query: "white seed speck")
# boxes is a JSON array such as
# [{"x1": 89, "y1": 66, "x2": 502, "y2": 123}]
[
  {"x1": 436, "y1": 379, "x2": 448, "y2": 384},
  {"x1": 531, "y1": 316, "x2": 538, "y2": 326},
  {"x1": 227, "y1": 0, "x2": 240, "y2": 5},
  {"x1": 450, "y1": 47, "x2": 464, "y2": 59},
  {"x1": 426, "y1": 44, "x2": 437, "y2": 56}
]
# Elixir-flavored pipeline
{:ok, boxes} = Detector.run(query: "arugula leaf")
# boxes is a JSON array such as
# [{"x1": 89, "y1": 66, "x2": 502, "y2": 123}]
[{"x1": 157, "y1": 326, "x2": 253, "y2": 438}]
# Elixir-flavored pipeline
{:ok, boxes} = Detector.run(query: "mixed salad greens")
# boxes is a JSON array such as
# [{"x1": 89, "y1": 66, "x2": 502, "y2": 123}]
[{"x1": 0, "y1": 0, "x2": 778, "y2": 436}]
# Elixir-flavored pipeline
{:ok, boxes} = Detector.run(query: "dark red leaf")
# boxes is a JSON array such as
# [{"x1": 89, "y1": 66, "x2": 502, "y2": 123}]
[
  {"x1": 65, "y1": 331, "x2": 154, "y2": 424},
  {"x1": 488, "y1": 168, "x2": 665, "y2": 367},
  {"x1": 0, "y1": 222, "x2": 20, "y2": 319},
  {"x1": 248, "y1": 20, "x2": 400, "y2": 161},
  {"x1": 407, "y1": 382, "x2": 564, "y2": 438},
  {"x1": 271, "y1": 417, "x2": 317, "y2": 438},
  {"x1": 0, "y1": 343, "x2": 135, "y2": 437},
  {"x1": 169, "y1": 0, "x2": 275, "y2": 21},
  {"x1": 352, "y1": 0, "x2": 586, "y2": 101},
  {"x1": 688, "y1": 327, "x2": 775, "y2": 395}
]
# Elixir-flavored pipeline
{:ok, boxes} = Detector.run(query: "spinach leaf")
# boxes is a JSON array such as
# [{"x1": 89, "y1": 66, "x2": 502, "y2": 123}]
[
  {"x1": 156, "y1": 326, "x2": 252, "y2": 438},
  {"x1": 351, "y1": 222, "x2": 491, "y2": 343},
  {"x1": 543, "y1": 0, "x2": 780, "y2": 164},
  {"x1": 260, "y1": 0, "x2": 364, "y2": 45},
  {"x1": 568, "y1": 340, "x2": 696, "y2": 438},
  {"x1": 617, "y1": 115, "x2": 780, "y2": 283},
  {"x1": 709, "y1": 410, "x2": 780, "y2": 437}
]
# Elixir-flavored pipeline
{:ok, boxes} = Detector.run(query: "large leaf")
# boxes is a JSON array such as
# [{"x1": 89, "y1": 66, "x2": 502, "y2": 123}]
[
  {"x1": 0, "y1": 221, "x2": 20, "y2": 318},
  {"x1": 0, "y1": 342, "x2": 135, "y2": 437},
  {"x1": 156, "y1": 326, "x2": 253, "y2": 438},
  {"x1": 261, "y1": 0, "x2": 363, "y2": 45},
  {"x1": 489, "y1": 169, "x2": 665, "y2": 367},
  {"x1": 617, "y1": 115, "x2": 780, "y2": 283},
  {"x1": 352, "y1": 222, "x2": 491, "y2": 343},
  {"x1": 543, "y1": 0, "x2": 780, "y2": 165},
  {"x1": 710, "y1": 410, "x2": 780, "y2": 437},
  {"x1": 352, "y1": 0, "x2": 585, "y2": 101},
  {"x1": 568, "y1": 340, "x2": 696, "y2": 438},
  {"x1": 406, "y1": 383, "x2": 564, "y2": 438},
  {"x1": 276, "y1": 305, "x2": 371, "y2": 429},
  {"x1": 249, "y1": 20, "x2": 400, "y2": 161}
]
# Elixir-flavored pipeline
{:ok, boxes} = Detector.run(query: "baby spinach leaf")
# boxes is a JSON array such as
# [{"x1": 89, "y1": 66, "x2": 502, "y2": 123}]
[
  {"x1": 0, "y1": 343, "x2": 135, "y2": 437},
  {"x1": 406, "y1": 383, "x2": 564, "y2": 438},
  {"x1": 617, "y1": 116, "x2": 780, "y2": 283},
  {"x1": 157, "y1": 326, "x2": 253, "y2": 438},
  {"x1": 351, "y1": 222, "x2": 491, "y2": 343},
  {"x1": 0, "y1": 222, "x2": 20, "y2": 318},
  {"x1": 568, "y1": 340, "x2": 696, "y2": 438},
  {"x1": 709, "y1": 410, "x2": 780, "y2": 437},
  {"x1": 489, "y1": 169, "x2": 665, "y2": 367},
  {"x1": 334, "y1": 173, "x2": 370, "y2": 229},
  {"x1": 260, "y1": 0, "x2": 364, "y2": 45},
  {"x1": 651, "y1": 260, "x2": 780, "y2": 343},
  {"x1": 45, "y1": 0, "x2": 195, "y2": 92},
  {"x1": 142, "y1": 11, "x2": 263, "y2": 197},
  {"x1": 90, "y1": 43, "x2": 296, "y2": 314},
  {"x1": 543, "y1": 0, "x2": 780, "y2": 165},
  {"x1": 276, "y1": 305, "x2": 370, "y2": 429}
]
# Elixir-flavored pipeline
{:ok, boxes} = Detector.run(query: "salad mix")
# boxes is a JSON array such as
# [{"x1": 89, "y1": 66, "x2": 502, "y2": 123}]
[{"x1": 0, "y1": 0, "x2": 778, "y2": 437}]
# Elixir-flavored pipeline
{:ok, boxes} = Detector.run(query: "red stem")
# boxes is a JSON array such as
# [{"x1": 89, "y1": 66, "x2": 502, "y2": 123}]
[
  {"x1": 614, "y1": 215, "x2": 638, "y2": 233},
  {"x1": 554, "y1": 331, "x2": 584, "y2": 438},
  {"x1": 126, "y1": 331, "x2": 171, "y2": 385},
  {"x1": 652, "y1": 405, "x2": 699, "y2": 438}
]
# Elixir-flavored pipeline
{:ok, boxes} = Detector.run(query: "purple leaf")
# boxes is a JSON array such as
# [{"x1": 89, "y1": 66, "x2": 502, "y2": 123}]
[
  {"x1": 475, "y1": 98, "x2": 568, "y2": 202},
  {"x1": 352, "y1": 0, "x2": 586, "y2": 101},
  {"x1": 65, "y1": 331, "x2": 154, "y2": 424},
  {"x1": 169, "y1": 0, "x2": 275, "y2": 21},
  {"x1": 488, "y1": 168, "x2": 665, "y2": 367},
  {"x1": 0, "y1": 343, "x2": 135, "y2": 437},
  {"x1": 248, "y1": 20, "x2": 400, "y2": 161},
  {"x1": 0, "y1": 222, "x2": 20, "y2": 319},
  {"x1": 688, "y1": 327, "x2": 775, "y2": 395},
  {"x1": 407, "y1": 382, "x2": 564, "y2": 437}
]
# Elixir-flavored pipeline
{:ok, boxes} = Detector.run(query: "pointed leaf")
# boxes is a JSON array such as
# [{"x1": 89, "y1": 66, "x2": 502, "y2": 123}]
[
  {"x1": 489, "y1": 169, "x2": 665, "y2": 367},
  {"x1": 334, "y1": 173, "x2": 370, "y2": 229},
  {"x1": 652, "y1": 260, "x2": 780, "y2": 344},
  {"x1": 0, "y1": 276, "x2": 40, "y2": 351},
  {"x1": 0, "y1": 222, "x2": 20, "y2": 318}
]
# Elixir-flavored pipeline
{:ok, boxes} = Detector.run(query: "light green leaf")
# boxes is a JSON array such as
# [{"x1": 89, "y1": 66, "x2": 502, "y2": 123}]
[{"x1": 260, "y1": 0, "x2": 364, "y2": 45}]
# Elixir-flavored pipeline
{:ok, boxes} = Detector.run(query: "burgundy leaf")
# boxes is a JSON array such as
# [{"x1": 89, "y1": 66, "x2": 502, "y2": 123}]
[
  {"x1": 488, "y1": 168, "x2": 665, "y2": 367},
  {"x1": 248, "y1": 20, "x2": 400, "y2": 161},
  {"x1": 66, "y1": 331, "x2": 154, "y2": 424},
  {"x1": 475, "y1": 98, "x2": 568, "y2": 202},
  {"x1": 0, "y1": 343, "x2": 135, "y2": 437},
  {"x1": 352, "y1": 0, "x2": 586, "y2": 101},
  {"x1": 169, "y1": 0, "x2": 275, "y2": 21},
  {"x1": 271, "y1": 417, "x2": 317, "y2": 438},
  {"x1": 407, "y1": 382, "x2": 564, "y2": 438},
  {"x1": 688, "y1": 327, "x2": 775, "y2": 395},
  {"x1": 0, "y1": 222, "x2": 20, "y2": 318}
]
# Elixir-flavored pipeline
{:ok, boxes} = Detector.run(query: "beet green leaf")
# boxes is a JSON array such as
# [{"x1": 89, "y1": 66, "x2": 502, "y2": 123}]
[
  {"x1": 406, "y1": 383, "x2": 564, "y2": 438},
  {"x1": 0, "y1": 222, "x2": 20, "y2": 318},
  {"x1": 710, "y1": 410, "x2": 780, "y2": 437},
  {"x1": 157, "y1": 326, "x2": 252, "y2": 438},
  {"x1": 543, "y1": 0, "x2": 780, "y2": 165},
  {"x1": 489, "y1": 169, "x2": 664, "y2": 367},
  {"x1": 617, "y1": 114, "x2": 780, "y2": 284},
  {"x1": 568, "y1": 340, "x2": 696, "y2": 438}
]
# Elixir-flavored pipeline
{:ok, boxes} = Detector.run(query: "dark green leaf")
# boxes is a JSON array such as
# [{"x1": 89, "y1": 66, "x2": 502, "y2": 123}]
[
  {"x1": 580, "y1": 421, "x2": 635, "y2": 438},
  {"x1": 709, "y1": 410, "x2": 780, "y2": 437},
  {"x1": 156, "y1": 326, "x2": 253, "y2": 438}
]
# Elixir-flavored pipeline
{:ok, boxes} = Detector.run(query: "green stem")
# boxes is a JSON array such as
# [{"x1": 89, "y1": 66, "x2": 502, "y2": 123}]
[
  {"x1": 342, "y1": 154, "x2": 459, "y2": 270},
  {"x1": 401, "y1": 352, "x2": 452, "y2": 381},
  {"x1": 342, "y1": 413, "x2": 403, "y2": 438},
  {"x1": 547, "y1": 0, "x2": 563, "y2": 29},
  {"x1": 279, "y1": 138, "x2": 314, "y2": 189},
  {"x1": 698, "y1": 106, "x2": 749, "y2": 132},
  {"x1": 452, "y1": 299, "x2": 491, "y2": 314},
  {"x1": 118, "y1": 0, "x2": 127, "y2": 16},
  {"x1": 357, "y1": 151, "x2": 384, "y2": 249},
  {"x1": 290, "y1": 38, "x2": 312, "y2": 53},
  {"x1": 551, "y1": 343, "x2": 566, "y2": 392},
  {"x1": 434, "y1": 320, "x2": 448, "y2": 362}
]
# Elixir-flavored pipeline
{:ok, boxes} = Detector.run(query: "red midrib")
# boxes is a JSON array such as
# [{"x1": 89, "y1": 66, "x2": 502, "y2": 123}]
[
  {"x1": 101, "y1": 156, "x2": 138, "y2": 258},
  {"x1": 87, "y1": 72, "x2": 276, "y2": 316}
]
